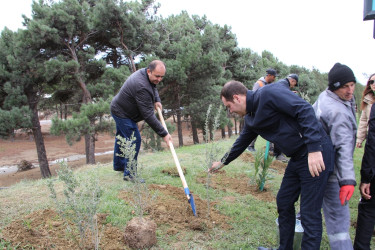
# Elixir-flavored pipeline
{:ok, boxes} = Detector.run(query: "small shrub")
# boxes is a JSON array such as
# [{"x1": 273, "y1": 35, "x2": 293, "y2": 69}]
[
  {"x1": 203, "y1": 105, "x2": 228, "y2": 218},
  {"x1": 253, "y1": 148, "x2": 274, "y2": 191},
  {"x1": 116, "y1": 134, "x2": 155, "y2": 218},
  {"x1": 141, "y1": 120, "x2": 175, "y2": 151},
  {"x1": 117, "y1": 134, "x2": 158, "y2": 248},
  {"x1": 47, "y1": 162, "x2": 103, "y2": 249}
]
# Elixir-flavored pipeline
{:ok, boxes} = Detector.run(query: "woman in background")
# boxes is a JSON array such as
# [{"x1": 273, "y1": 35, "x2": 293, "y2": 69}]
[
  {"x1": 354, "y1": 103, "x2": 375, "y2": 249},
  {"x1": 356, "y1": 73, "x2": 375, "y2": 148}
]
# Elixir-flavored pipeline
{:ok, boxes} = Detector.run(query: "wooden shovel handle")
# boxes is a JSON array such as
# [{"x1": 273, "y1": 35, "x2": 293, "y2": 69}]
[{"x1": 157, "y1": 108, "x2": 189, "y2": 190}]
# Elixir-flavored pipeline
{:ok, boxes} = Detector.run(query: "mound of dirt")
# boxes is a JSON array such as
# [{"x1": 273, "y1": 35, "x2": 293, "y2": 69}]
[
  {"x1": 196, "y1": 170, "x2": 276, "y2": 202},
  {"x1": 1, "y1": 209, "x2": 125, "y2": 249},
  {"x1": 120, "y1": 184, "x2": 231, "y2": 234},
  {"x1": 270, "y1": 160, "x2": 287, "y2": 174},
  {"x1": 124, "y1": 217, "x2": 157, "y2": 249},
  {"x1": 161, "y1": 166, "x2": 187, "y2": 177}
]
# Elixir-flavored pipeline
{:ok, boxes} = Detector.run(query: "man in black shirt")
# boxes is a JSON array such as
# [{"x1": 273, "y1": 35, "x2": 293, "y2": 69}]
[{"x1": 110, "y1": 60, "x2": 172, "y2": 181}]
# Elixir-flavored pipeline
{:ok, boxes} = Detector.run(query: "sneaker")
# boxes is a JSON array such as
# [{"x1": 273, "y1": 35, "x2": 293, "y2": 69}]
[
  {"x1": 123, "y1": 176, "x2": 145, "y2": 183},
  {"x1": 276, "y1": 154, "x2": 289, "y2": 162},
  {"x1": 258, "y1": 247, "x2": 277, "y2": 250},
  {"x1": 123, "y1": 176, "x2": 134, "y2": 182},
  {"x1": 247, "y1": 146, "x2": 256, "y2": 152}
]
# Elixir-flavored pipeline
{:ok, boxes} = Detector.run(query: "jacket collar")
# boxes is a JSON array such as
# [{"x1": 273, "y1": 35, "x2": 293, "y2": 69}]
[
  {"x1": 364, "y1": 93, "x2": 375, "y2": 105},
  {"x1": 246, "y1": 90, "x2": 255, "y2": 115},
  {"x1": 144, "y1": 68, "x2": 156, "y2": 88}
]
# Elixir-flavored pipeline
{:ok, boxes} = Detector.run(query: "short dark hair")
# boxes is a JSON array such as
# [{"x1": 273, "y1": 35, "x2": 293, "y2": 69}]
[
  {"x1": 220, "y1": 81, "x2": 248, "y2": 102},
  {"x1": 148, "y1": 60, "x2": 165, "y2": 72}
]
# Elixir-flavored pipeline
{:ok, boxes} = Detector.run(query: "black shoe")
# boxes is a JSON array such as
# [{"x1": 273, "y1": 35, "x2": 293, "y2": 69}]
[{"x1": 276, "y1": 154, "x2": 289, "y2": 163}]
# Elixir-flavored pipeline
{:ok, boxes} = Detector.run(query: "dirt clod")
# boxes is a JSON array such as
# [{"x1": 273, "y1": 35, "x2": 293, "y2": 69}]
[{"x1": 124, "y1": 217, "x2": 157, "y2": 249}]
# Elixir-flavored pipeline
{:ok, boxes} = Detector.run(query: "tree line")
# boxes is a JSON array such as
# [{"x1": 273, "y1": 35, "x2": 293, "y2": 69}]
[{"x1": 0, "y1": 0, "x2": 364, "y2": 178}]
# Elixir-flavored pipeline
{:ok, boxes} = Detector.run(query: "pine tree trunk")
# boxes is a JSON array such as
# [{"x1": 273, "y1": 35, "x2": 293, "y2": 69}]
[
  {"x1": 227, "y1": 124, "x2": 233, "y2": 138},
  {"x1": 191, "y1": 117, "x2": 199, "y2": 144},
  {"x1": 85, "y1": 133, "x2": 96, "y2": 164},
  {"x1": 64, "y1": 104, "x2": 68, "y2": 120},
  {"x1": 88, "y1": 133, "x2": 96, "y2": 164},
  {"x1": 27, "y1": 92, "x2": 51, "y2": 178},
  {"x1": 221, "y1": 128, "x2": 226, "y2": 138},
  {"x1": 176, "y1": 108, "x2": 183, "y2": 147},
  {"x1": 60, "y1": 102, "x2": 63, "y2": 120}
]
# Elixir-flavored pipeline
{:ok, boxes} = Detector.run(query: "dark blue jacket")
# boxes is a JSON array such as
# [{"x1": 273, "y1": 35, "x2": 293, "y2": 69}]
[
  {"x1": 361, "y1": 104, "x2": 375, "y2": 183},
  {"x1": 223, "y1": 81, "x2": 324, "y2": 165}
]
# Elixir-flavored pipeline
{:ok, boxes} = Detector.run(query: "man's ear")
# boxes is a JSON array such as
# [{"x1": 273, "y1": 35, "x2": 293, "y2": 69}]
[{"x1": 233, "y1": 94, "x2": 240, "y2": 103}]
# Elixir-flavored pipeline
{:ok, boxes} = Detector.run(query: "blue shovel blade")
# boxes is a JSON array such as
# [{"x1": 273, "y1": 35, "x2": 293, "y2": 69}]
[{"x1": 184, "y1": 188, "x2": 197, "y2": 216}]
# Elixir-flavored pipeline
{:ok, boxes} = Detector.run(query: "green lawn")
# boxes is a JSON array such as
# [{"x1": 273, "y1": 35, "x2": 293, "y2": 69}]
[{"x1": 0, "y1": 136, "x2": 372, "y2": 249}]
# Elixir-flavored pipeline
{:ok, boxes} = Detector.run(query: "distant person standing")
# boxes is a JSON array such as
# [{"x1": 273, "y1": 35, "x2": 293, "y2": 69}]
[
  {"x1": 356, "y1": 73, "x2": 375, "y2": 148},
  {"x1": 110, "y1": 60, "x2": 172, "y2": 182},
  {"x1": 354, "y1": 104, "x2": 375, "y2": 250},
  {"x1": 283, "y1": 74, "x2": 299, "y2": 91},
  {"x1": 252, "y1": 68, "x2": 277, "y2": 91},
  {"x1": 247, "y1": 68, "x2": 277, "y2": 152},
  {"x1": 313, "y1": 63, "x2": 357, "y2": 249}
]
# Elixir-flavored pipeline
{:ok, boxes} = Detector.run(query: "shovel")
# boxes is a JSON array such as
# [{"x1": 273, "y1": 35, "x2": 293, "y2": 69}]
[{"x1": 157, "y1": 107, "x2": 197, "y2": 216}]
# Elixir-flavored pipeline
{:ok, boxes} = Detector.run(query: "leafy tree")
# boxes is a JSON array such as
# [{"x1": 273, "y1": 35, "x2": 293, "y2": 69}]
[
  {"x1": 26, "y1": 0, "x2": 109, "y2": 163},
  {"x1": 0, "y1": 27, "x2": 52, "y2": 178},
  {"x1": 92, "y1": 0, "x2": 161, "y2": 71},
  {"x1": 154, "y1": 13, "x2": 235, "y2": 145},
  {"x1": 226, "y1": 47, "x2": 262, "y2": 88},
  {"x1": 51, "y1": 98, "x2": 114, "y2": 164}
]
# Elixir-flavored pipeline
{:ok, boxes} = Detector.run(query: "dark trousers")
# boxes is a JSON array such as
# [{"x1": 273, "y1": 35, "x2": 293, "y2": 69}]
[
  {"x1": 112, "y1": 114, "x2": 141, "y2": 177},
  {"x1": 273, "y1": 144, "x2": 282, "y2": 157},
  {"x1": 276, "y1": 135, "x2": 334, "y2": 250},
  {"x1": 249, "y1": 136, "x2": 257, "y2": 148},
  {"x1": 354, "y1": 178, "x2": 375, "y2": 250}
]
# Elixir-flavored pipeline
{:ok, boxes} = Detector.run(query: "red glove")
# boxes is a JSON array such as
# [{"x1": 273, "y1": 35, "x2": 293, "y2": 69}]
[{"x1": 339, "y1": 185, "x2": 355, "y2": 205}]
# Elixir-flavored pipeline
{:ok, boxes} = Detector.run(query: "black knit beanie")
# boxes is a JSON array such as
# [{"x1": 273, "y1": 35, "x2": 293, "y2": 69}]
[{"x1": 328, "y1": 63, "x2": 356, "y2": 91}]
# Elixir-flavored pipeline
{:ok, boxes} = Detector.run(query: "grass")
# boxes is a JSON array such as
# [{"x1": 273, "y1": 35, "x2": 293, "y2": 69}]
[{"x1": 0, "y1": 136, "x2": 372, "y2": 249}]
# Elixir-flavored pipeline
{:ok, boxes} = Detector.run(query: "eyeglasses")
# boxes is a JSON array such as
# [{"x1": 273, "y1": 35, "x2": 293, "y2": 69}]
[{"x1": 369, "y1": 80, "x2": 375, "y2": 85}]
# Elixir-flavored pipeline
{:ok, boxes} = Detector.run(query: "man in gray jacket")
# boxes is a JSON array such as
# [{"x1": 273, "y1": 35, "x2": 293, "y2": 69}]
[
  {"x1": 313, "y1": 63, "x2": 357, "y2": 249},
  {"x1": 110, "y1": 60, "x2": 172, "y2": 182}
]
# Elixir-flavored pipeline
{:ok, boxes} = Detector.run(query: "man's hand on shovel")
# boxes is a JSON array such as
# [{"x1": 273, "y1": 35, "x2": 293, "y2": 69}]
[
  {"x1": 209, "y1": 161, "x2": 225, "y2": 173},
  {"x1": 162, "y1": 134, "x2": 172, "y2": 148}
]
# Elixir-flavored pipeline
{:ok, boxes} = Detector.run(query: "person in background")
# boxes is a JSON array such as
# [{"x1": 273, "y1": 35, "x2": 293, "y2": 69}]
[
  {"x1": 313, "y1": 62, "x2": 357, "y2": 249},
  {"x1": 353, "y1": 104, "x2": 375, "y2": 250},
  {"x1": 110, "y1": 60, "x2": 172, "y2": 182},
  {"x1": 283, "y1": 73, "x2": 299, "y2": 91},
  {"x1": 356, "y1": 73, "x2": 375, "y2": 148},
  {"x1": 210, "y1": 80, "x2": 334, "y2": 250},
  {"x1": 247, "y1": 68, "x2": 279, "y2": 156},
  {"x1": 252, "y1": 68, "x2": 277, "y2": 91},
  {"x1": 269, "y1": 73, "x2": 300, "y2": 163}
]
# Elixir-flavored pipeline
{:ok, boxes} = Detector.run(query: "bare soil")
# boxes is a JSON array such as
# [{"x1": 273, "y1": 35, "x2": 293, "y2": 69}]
[{"x1": 1, "y1": 174, "x2": 274, "y2": 249}]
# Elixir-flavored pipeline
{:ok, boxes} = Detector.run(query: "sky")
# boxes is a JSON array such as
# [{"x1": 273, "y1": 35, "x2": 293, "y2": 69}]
[{"x1": 1, "y1": 0, "x2": 374, "y2": 84}]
